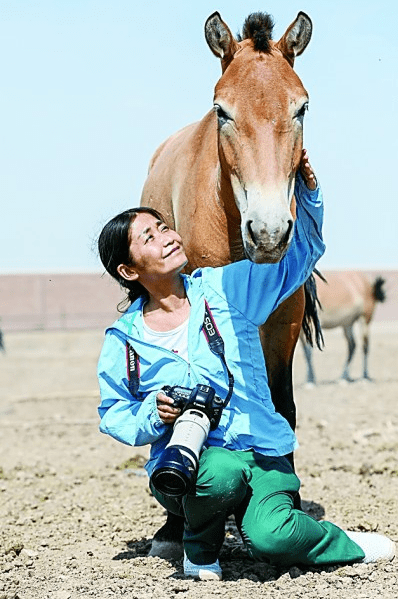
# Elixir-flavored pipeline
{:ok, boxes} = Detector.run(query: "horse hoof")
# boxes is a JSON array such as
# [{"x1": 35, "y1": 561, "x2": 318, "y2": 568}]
[
  {"x1": 148, "y1": 539, "x2": 183, "y2": 559},
  {"x1": 148, "y1": 514, "x2": 184, "y2": 559}
]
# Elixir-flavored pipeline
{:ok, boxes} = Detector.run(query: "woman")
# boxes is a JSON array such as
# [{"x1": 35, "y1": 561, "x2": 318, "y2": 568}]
[{"x1": 97, "y1": 151, "x2": 395, "y2": 580}]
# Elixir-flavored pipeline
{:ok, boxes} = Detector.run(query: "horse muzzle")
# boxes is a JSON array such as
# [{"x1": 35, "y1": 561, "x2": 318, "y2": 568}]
[{"x1": 243, "y1": 218, "x2": 294, "y2": 263}]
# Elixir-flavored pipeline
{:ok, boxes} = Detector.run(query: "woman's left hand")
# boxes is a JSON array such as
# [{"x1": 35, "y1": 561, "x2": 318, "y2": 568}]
[{"x1": 156, "y1": 392, "x2": 181, "y2": 425}]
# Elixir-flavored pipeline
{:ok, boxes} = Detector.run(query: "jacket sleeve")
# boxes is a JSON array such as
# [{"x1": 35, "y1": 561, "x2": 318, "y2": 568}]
[
  {"x1": 205, "y1": 171, "x2": 325, "y2": 326},
  {"x1": 97, "y1": 330, "x2": 168, "y2": 446}
]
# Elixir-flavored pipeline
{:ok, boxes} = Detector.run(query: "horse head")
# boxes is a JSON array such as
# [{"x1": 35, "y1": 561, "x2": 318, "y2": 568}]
[{"x1": 205, "y1": 12, "x2": 312, "y2": 263}]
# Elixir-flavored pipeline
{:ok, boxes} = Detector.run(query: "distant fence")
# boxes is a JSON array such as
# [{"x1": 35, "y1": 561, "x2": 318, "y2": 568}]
[
  {"x1": 0, "y1": 270, "x2": 397, "y2": 332},
  {"x1": 0, "y1": 273, "x2": 124, "y2": 332},
  {"x1": 2, "y1": 312, "x2": 120, "y2": 331}
]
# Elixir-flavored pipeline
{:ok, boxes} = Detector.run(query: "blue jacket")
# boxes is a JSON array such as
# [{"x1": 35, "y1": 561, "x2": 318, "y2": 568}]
[{"x1": 97, "y1": 173, "x2": 325, "y2": 476}]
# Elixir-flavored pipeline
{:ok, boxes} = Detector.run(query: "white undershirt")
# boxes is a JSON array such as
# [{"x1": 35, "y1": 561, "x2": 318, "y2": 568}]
[{"x1": 142, "y1": 315, "x2": 189, "y2": 363}]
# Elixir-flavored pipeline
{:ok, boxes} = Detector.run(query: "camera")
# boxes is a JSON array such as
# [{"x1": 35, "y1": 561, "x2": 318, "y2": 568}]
[{"x1": 150, "y1": 384, "x2": 224, "y2": 497}]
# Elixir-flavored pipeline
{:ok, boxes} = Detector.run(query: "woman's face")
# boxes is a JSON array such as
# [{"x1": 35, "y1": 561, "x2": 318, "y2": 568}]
[{"x1": 118, "y1": 212, "x2": 188, "y2": 285}]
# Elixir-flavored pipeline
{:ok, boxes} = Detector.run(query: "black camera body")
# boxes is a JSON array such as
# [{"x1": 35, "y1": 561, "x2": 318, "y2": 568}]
[
  {"x1": 150, "y1": 384, "x2": 224, "y2": 497},
  {"x1": 163, "y1": 384, "x2": 224, "y2": 430}
]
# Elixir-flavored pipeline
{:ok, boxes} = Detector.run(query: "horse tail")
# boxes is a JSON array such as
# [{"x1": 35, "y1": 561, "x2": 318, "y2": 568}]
[
  {"x1": 302, "y1": 268, "x2": 325, "y2": 350},
  {"x1": 372, "y1": 276, "x2": 386, "y2": 303}
]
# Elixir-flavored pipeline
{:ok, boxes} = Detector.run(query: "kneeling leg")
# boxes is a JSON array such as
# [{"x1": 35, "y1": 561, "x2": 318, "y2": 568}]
[
  {"x1": 235, "y1": 453, "x2": 364, "y2": 566},
  {"x1": 183, "y1": 446, "x2": 251, "y2": 565}
]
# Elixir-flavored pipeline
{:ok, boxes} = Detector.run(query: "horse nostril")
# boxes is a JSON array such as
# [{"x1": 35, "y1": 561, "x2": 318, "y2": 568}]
[
  {"x1": 282, "y1": 219, "x2": 294, "y2": 244},
  {"x1": 247, "y1": 220, "x2": 257, "y2": 245}
]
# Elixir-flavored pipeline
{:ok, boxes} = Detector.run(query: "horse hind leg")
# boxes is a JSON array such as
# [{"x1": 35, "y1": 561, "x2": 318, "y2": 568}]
[
  {"x1": 341, "y1": 324, "x2": 356, "y2": 382},
  {"x1": 359, "y1": 315, "x2": 372, "y2": 380},
  {"x1": 299, "y1": 329, "x2": 316, "y2": 386}
]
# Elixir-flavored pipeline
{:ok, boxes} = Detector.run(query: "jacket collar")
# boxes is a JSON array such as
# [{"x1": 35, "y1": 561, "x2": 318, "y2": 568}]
[{"x1": 107, "y1": 273, "x2": 202, "y2": 339}]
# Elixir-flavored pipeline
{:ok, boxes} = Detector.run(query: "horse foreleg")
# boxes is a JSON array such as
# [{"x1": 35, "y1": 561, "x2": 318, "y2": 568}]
[
  {"x1": 260, "y1": 288, "x2": 305, "y2": 431},
  {"x1": 148, "y1": 511, "x2": 184, "y2": 559},
  {"x1": 259, "y1": 288, "x2": 305, "y2": 509},
  {"x1": 341, "y1": 324, "x2": 356, "y2": 381}
]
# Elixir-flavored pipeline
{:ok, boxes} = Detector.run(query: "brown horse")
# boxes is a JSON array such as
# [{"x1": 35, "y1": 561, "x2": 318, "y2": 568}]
[
  {"x1": 141, "y1": 10, "x2": 315, "y2": 556},
  {"x1": 300, "y1": 271, "x2": 386, "y2": 384}
]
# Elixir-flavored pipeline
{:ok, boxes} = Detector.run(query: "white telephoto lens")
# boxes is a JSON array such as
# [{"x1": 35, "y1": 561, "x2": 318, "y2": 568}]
[{"x1": 167, "y1": 409, "x2": 210, "y2": 461}]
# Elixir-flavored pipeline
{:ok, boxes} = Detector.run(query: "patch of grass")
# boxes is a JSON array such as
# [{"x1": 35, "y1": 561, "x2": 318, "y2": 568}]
[{"x1": 116, "y1": 456, "x2": 147, "y2": 470}]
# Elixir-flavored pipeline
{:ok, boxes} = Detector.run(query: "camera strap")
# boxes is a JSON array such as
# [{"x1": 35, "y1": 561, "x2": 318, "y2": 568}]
[
  {"x1": 126, "y1": 300, "x2": 234, "y2": 405},
  {"x1": 202, "y1": 300, "x2": 234, "y2": 407},
  {"x1": 126, "y1": 341, "x2": 140, "y2": 396}
]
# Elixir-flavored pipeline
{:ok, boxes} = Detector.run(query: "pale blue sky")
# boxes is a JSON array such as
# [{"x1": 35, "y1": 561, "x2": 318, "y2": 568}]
[{"x1": 1, "y1": 0, "x2": 397, "y2": 273}]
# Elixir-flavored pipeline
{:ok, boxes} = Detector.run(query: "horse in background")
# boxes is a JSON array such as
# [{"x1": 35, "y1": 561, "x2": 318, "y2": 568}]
[
  {"x1": 141, "y1": 10, "x2": 316, "y2": 556},
  {"x1": 299, "y1": 271, "x2": 386, "y2": 385}
]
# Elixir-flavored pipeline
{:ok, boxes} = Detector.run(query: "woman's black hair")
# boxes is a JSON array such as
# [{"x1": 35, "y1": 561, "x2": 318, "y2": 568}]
[{"x1": 98, "y1": 206, "x2": 165, "y2": 311}]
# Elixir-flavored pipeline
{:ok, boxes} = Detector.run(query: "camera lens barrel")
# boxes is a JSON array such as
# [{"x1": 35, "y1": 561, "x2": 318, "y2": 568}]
[{"x1": 168, "y1": 410, "x2": 210, "y2": 458}]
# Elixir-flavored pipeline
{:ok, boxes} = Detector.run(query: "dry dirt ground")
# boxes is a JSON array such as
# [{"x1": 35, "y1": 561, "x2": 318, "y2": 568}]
[{"x1": 0, "y1": 323, "x2": 397, "y2": 599}]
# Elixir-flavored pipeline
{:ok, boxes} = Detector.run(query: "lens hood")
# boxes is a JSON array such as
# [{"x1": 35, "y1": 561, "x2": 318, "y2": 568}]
[{"x1": 150, "y1": 446, "x2": 197, "y2": 497}]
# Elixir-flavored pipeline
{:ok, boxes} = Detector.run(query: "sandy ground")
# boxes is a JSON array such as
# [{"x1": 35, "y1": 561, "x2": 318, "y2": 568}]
[{"x1": 0, "y1": 323, "x2": 397, "y2": 598}]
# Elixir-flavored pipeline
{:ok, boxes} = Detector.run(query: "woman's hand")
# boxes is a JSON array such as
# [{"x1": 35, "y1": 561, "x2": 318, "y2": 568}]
[
  {"x1": 300, "y1": 149, "x2": 317, "y2": 190},
  {"x1": 156, "y1": 392, "x2": 181, "y2": 425}
]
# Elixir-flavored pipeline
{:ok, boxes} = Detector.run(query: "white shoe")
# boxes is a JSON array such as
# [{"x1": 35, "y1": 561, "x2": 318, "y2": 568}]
[
  {"x1": 345, "y1": 531, "x2": 396, "y2": 563},
  {"x1": 183, "y1": 552, "x2": 222, "y2": 580}
]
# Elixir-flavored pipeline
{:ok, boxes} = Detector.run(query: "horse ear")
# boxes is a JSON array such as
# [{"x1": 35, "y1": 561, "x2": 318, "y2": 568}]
[
  {"x1": 205, "y1": 12, "x2": 239, "y2": 69},
  {"x1": 276, "y1": 12, "x2": 312, "y2": 67}
]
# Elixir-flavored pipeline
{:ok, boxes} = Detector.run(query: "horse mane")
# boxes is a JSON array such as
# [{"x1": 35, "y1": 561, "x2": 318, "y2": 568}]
[
  {"x1": 373, "y1": 277, "x2": 386, "y2": 303},
  {"x1": 237, "y1": 12, "x2": 275, "y2": 53}
]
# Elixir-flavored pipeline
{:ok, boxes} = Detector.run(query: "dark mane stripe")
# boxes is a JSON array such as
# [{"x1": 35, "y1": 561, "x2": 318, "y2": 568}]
[
  {"x1": 237, "y1": 12, "x2": 274, "y2": 53},
  {"x1": 373, "y1": 277, "x2": 386, "y2": 303}
]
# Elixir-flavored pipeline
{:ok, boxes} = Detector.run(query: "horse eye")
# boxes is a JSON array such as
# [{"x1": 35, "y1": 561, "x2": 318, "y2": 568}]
[
  {"x1": 214, "y1": 104, "x2": 231, "y2": 125},
  {"x1": 295, "y1": 102, "x2": 308, "y2": 120}
]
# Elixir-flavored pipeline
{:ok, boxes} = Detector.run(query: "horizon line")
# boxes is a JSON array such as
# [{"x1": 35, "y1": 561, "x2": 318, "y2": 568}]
[{"x1": 0, "y1": 266, "x2": 398, "y2": 276}]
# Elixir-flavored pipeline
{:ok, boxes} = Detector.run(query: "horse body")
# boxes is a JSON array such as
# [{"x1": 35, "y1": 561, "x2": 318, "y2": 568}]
[
  {"x1": 300, "y1": 271, "x2": 386, "y2": 383},
  {"x1": 141, "y1": 10, "x2": 314, "y2": 556}
]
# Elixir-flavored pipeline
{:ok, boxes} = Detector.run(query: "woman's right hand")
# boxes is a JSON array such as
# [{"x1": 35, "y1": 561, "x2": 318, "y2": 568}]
[
  {"x1": 156, "y1": 392, "x2": 181, "y2": 425},
  {"x1": 299, "y1": 148, "x2": 317, "y2": 190}
]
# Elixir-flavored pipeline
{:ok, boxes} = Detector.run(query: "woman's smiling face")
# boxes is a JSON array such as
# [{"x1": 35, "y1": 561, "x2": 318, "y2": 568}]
[{"x1": 117, "y1": 212, "x2": 188, "y2": 285}]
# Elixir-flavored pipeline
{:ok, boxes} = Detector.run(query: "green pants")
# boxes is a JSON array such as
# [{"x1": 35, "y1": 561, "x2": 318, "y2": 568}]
[{"x1": 150, "y1": 447, "x2": 365, "y2": 566}]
